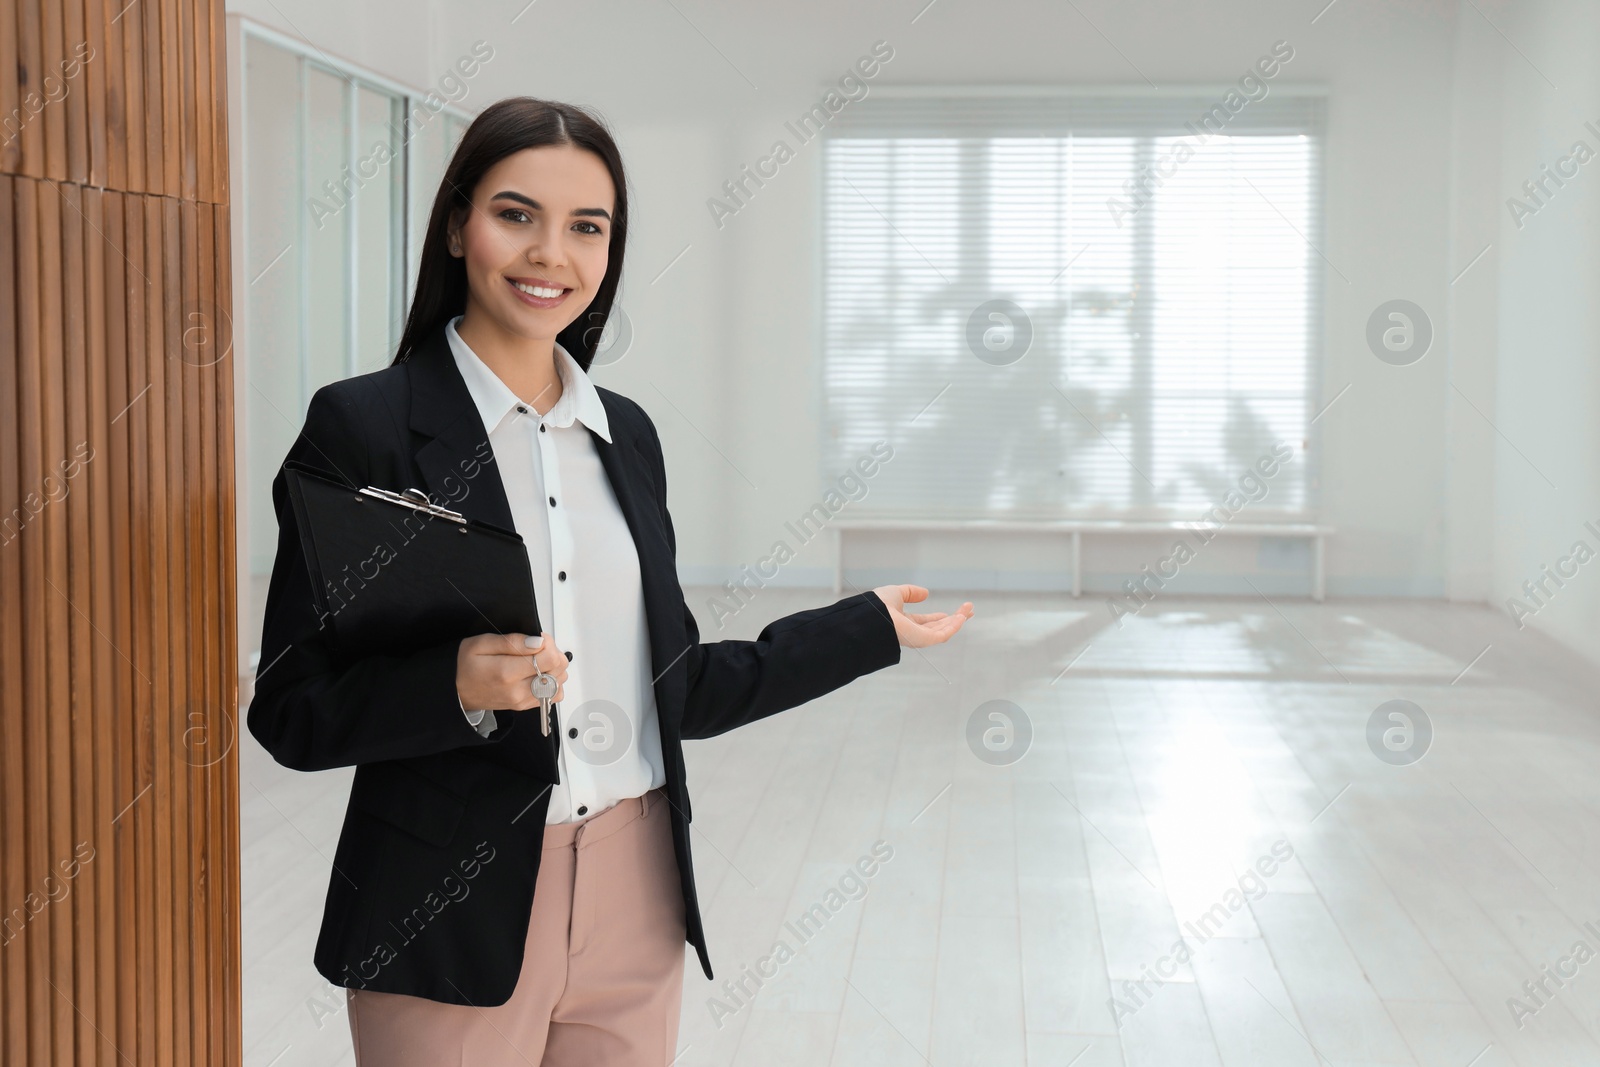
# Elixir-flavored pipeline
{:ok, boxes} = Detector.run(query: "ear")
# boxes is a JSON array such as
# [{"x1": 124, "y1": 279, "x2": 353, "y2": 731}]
[{"x1": 446, "y1": 208, "x2": 467, "y2": 257}]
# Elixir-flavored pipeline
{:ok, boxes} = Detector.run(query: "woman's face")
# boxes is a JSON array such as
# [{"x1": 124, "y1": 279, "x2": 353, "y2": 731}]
[{"x1": 448, "y1": 144, "x2": 615, "y2": 343}]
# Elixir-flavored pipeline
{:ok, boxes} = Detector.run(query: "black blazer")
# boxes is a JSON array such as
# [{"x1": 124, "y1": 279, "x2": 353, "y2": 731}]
[{"x1": 246, "y1": 322, "x2": 902, "y2": 1007}]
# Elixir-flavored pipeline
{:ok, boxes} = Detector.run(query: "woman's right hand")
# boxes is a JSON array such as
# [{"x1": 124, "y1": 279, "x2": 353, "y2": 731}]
[{"x1": 456, "y1": 631, "x2": 568, "y2": 712}]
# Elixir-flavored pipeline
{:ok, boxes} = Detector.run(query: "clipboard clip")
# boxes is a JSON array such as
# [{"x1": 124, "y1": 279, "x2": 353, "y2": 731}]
[{"x1": 357, "y1": 485, "x2": 469, "y2": 524}]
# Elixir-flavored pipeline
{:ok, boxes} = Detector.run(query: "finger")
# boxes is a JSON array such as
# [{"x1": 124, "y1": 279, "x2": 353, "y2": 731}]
[
  {"x1": 907, "y1": 601, "x2": 970, "y2": 625},
  {"x1": 530, "y1": 632, "x2": 569, "y2": 674},
  {"x1": 938, "y1": 612, "x2": 970, "y2": 636},
  {"x1": 898, "y1": 584, "x2": 929, "y2": 603},
  {"x1": 914, "y1": 611, "x2": 968, "y2": 642},
  {"x1": 514, "y1": 657, "x2": 566, "y2": 687},
  {"x1": 520, "y1": 646, "x2": 569, "y2": 683},
  {"x1": 488, "y1": 632, "x2": 541, "y2": 656},
  {"x1": 538, "y1": 643, "x2": 568, "y2": 676}
]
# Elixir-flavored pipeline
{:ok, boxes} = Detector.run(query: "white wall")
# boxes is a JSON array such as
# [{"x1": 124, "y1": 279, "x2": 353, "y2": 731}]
[
  {"x1": 225, "y1": 0, "x2": 437, "y2": 90},
  {"x1": 224, "y1": 0, "x2": 1598, "y2": 639},
  {"x1": 1443, "y1": 3, "x2": 1503, "y2": 605},
  {"x1": 1483, "y1": 0, "x2": 1600, "y2": 665}
]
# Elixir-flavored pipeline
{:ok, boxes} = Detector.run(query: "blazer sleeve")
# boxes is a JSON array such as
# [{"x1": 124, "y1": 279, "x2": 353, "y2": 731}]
[
  {"x1": 247, "y1": 382, "x2": 513, "y2": 772},
  {"x1": 636, "y1": 411, "x2": 902, "y2": 741}
]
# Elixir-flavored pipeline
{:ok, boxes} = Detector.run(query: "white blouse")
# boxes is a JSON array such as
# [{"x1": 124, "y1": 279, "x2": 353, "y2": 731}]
[{"x1": 446, "y1": 315, "x2": 666, "y2": 824}]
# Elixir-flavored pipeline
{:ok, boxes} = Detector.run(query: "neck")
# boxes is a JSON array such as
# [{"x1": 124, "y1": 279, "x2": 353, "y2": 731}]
[{"x1": 456, "y1": 301, "x2": 564, "y2": 416}]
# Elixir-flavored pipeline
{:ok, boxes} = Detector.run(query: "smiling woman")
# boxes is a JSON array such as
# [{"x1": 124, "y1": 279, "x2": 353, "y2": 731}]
[{"x1": 247, "y1": 95, "x2": 971, "y2": 1067}]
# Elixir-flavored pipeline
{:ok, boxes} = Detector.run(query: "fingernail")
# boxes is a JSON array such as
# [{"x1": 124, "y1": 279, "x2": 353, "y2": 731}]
[{"x1": 525, "y1": 635, "x2": 543, "y2": 650}]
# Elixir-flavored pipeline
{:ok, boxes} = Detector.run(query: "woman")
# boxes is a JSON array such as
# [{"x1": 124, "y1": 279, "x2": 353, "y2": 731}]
[{"x1": 248, "y1": 96, "x2": 973, "y2": 1067}]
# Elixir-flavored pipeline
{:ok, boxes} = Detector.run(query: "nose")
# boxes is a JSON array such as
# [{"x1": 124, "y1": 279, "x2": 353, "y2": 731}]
[{"x1": 522, "y1": 218, "x2": 567, "y2": 269}]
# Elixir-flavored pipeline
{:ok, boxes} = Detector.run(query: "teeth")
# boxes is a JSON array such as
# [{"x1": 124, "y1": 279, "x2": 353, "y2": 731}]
[{"x1": 513, "y1": 281, "x2": 565, "y2": 299}]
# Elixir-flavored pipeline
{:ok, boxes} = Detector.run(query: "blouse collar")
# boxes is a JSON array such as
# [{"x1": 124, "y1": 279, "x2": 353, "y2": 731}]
[{"x1": 444, "y1": 314, "x2": 612, "y2": 442}]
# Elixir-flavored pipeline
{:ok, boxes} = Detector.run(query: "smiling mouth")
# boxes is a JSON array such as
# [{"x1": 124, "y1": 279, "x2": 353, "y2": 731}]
[{"x1": 506, "y1": 277, "x2": 572, "y2": 307}]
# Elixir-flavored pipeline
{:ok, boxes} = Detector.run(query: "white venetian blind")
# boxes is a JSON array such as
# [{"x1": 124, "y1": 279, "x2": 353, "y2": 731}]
[{"x1": 821, "y1": 91, "x2": 1325, "y2": 520}]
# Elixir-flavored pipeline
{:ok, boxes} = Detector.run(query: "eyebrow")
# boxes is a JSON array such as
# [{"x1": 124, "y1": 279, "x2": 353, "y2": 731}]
[{"x1": 490, "y1": 190, "x2": 611, "y2": 221}]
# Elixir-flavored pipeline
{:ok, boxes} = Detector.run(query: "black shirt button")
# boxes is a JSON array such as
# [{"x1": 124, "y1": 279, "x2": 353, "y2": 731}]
[
  {"x1": 548, "y1": 496, "x2": 556, "y2": 507},
  {"x1": 568, "y1": 727, "x2": 577, "y2": 739},
  {"x1": 577, "y1": 805, "x2": 588, "y2": 816},
  {"x1": 517, "y1": 405, "x2": 528, "y2": 414},
  {"x1": 539, "y1": 424, "x2": 546, "y2": 432},
  {"x1": 558, "y1": 571, "x2": 567, "y2": 581}
]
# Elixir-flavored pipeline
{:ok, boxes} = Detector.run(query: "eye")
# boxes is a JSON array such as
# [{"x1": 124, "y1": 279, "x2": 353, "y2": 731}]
[
  {"x1": 499, "y1": 208, "x2": 530, "y2": 223},
  {"x1": 575, "y1": 221, "x2": 603, "y2": 236}
]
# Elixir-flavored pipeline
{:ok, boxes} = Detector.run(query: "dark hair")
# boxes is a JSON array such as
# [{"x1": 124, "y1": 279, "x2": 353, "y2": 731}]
[{"x1": 391, "y1": 97, "x2": 629, "y2": 371}]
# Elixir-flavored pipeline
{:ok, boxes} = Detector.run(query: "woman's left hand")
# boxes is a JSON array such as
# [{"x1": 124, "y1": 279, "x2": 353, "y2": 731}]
[{"x1": 871, "y1": 584, "x2": 974, "y2": 648}]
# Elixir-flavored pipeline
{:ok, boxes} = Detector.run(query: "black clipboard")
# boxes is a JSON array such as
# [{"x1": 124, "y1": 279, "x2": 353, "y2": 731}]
[{"x1": 282, "y1": 459, "x2": 543, "y2": 664}]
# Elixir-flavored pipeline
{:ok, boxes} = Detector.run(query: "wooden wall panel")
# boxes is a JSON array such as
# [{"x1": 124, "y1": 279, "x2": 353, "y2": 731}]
[{"x1": 1, "y1": 0, "x2": 239, "y2": 1063}]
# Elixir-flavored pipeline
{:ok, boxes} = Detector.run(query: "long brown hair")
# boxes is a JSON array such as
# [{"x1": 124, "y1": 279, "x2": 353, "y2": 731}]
[{"x1": 391, "y1": 97, "x2": 629, "y2": 372}]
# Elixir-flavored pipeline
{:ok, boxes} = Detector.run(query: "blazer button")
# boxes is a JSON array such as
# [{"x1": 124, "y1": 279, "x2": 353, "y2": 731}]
[
  {"x1": 558, "y1": 571, "x2": 567, "y2": 581},
  {"x1": 548, "y1": 496, "x2": 556, "y2": 507},
  {"x1": 539, "y1": 424, "x2": 546, "y2": 432},
  {"x1": 577, "y1": 805, "x2": 588, "y2": 816},
  {"x1": 517, "y1": 405, "x2": 528, "y2": 414},
  {"x1": 565, "y1": 650, "x2": 572, "y2": 661},
  {"x1": 568, "y1": 727, "x2": 577, "y2": 739}
]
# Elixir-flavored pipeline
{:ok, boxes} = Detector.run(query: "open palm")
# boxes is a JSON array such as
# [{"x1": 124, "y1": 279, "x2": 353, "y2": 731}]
[{"x1": 871, "y1": 584, "x2": 974, "y2": 648}]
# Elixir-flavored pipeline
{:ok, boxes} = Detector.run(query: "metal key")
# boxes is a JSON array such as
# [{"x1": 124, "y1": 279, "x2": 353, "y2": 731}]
[{"x1": 530, "y1": 671, "x2": 558, "y2": 736}]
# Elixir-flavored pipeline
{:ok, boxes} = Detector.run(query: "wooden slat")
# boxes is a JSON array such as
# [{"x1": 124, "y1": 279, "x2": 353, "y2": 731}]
[
  {"x1": 190, "y1": 199, "x2": 216, "y2": 1067},
  {"x1": 0, "y1": 172, "x2": 23, "y2": 1067},
  {"x1": 159, "y1": 0, "x2": 179, "y2": 196},
  {"x1": 60, "y1": 0, "x2": 87, "y2": 183},
  {"x1": 194, "y1": 198, "x2": 220, "y2": 1067},
  {"x1": 141, "y1": 0, "x2": 161, "y2": 194},
  {"x1": 12, "y1": 176, "x2": 50, "y2": 1067},
  {"x1": 83, "y1": 184, "x2": 121, "y2": 1067},
  {"x1": 168, "y1": 195, "x2": 194, "y2": 1067},
  {"x1": 177, "y1": 0, "x2": 197, "y2": 201},
  {"x1": 102, "y1": 187, "x2": 134, "y2": 1067},
  {"x1": 144, "y1": 191, "x2": 174, "y2": 1067},
  {"x1": 60, "y1": 176, "x2": 98, "y2": 1064},
  {"x1": 197, "y1": 0, "x2": 219, "y2": 202},
  {"x1": 13, "y1": 0, "x2": 44, "y2": 177},
  {"x1": 12, "y1": 175, "x2": 46, "y2": 1067},
  {"x1": 85, "y1": 0, "x2": 109, "y2": 188},
  {"x1": 38, "y1": 172, "x2": 75, "y2": 1067},
  {"x1": 36, "y1": 0, "x2": 64, "y2": 178},
  {"x1": 211, "y1": 198, "x2": 239, "y2": 1067},
  {"x1": 129, "y1": 188, "x2": 154, "y2": 1066},
  {"x1": 0, "y1": 0, "x2": 19, "y2": 173},
  {"x1": 119, "y1": 0, "x2": 145, "y2": 194}
]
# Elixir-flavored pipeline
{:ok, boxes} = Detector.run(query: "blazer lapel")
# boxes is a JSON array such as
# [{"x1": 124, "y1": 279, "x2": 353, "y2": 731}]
[
  {"x1": 590, "y1": 393, "x2": 684, "y2": 734},
  {"x1": 403, "y1": 323, "x2": 518, "y2": 532}
]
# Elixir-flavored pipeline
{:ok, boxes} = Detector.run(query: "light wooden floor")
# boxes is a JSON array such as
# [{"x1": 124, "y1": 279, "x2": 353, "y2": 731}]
[{"x1": 241, "y1": 590, "x2": 1600, "y2": 1067}]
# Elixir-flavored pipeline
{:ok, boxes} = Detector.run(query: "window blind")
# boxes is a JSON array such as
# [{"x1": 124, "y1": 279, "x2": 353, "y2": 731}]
[{"x1": 820, "y1": 91, "x2": 1325, "y2": 520}]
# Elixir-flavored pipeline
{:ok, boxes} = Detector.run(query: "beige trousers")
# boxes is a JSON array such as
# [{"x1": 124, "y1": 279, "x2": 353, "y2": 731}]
[{"x1": 346, "y1": 787, "x2": 687, "y2": 1066}]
